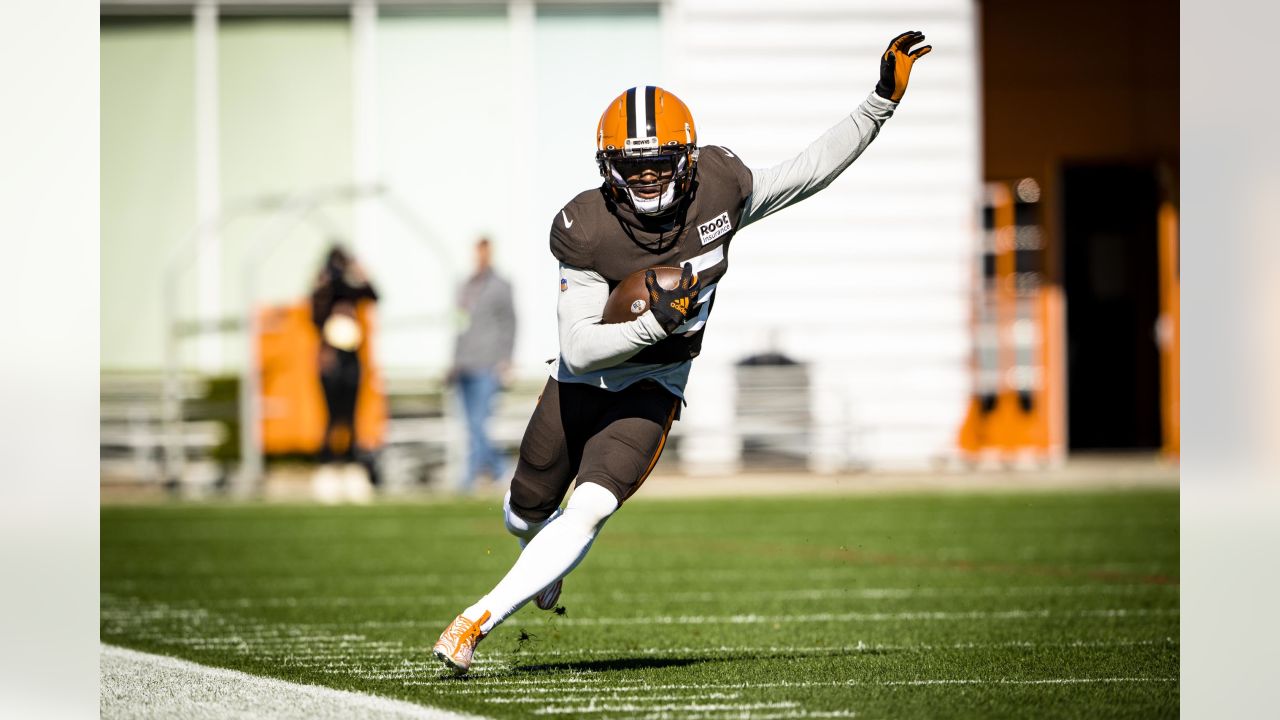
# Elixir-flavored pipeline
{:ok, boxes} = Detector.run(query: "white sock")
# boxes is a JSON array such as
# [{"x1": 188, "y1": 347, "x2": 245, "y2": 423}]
[{"x1": 463, "y1": 483, "x2": 619, "y2": 634}]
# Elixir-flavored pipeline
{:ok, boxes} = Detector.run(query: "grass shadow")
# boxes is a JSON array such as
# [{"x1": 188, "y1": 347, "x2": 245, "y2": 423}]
[
  {"x1": 504, "y1": 644, "x2": 903, "y2": 675},
  {"x1": 509, "y1": 655, "x2": 721, "y2": 674}
]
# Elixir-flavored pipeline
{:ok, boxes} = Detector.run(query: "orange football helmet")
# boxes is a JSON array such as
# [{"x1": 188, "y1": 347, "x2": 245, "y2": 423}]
[{"x1": 596, "y1": 86, "x2": 698, "y2": 216}]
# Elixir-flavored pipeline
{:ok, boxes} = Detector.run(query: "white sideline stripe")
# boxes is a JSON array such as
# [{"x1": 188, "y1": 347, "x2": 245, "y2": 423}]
[{"x1": 100, "y1": 644, "x2": 485, "y2": 720}]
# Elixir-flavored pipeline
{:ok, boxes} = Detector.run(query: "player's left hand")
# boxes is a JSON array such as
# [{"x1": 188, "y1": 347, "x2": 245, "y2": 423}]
[
  {"x1": 875, "y1": 31, "x2": 932, "y2": 103},
  {"x1": 645, "y1": 263, "x2": 700, "y2": 334}
]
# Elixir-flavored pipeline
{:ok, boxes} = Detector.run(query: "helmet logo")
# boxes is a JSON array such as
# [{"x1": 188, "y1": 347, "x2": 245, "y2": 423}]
[{"x1": 624, "y1": 136, "x2": 659, "y2": 154}]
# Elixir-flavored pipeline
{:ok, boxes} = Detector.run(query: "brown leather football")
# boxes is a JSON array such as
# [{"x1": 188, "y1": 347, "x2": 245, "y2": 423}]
[{"x1": 601, "y1": 266, "x2": 685, "y2": 324}]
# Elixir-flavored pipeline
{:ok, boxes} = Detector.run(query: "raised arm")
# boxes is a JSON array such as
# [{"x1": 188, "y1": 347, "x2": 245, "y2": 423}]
[
  {"x1": 741, "y1": 93, "x2": 896, "y2": 227},
  {"x1": 557, "y1": 264, "x2": 668, "y2": 375},
  {"x1": 741, "y1": 31, "x2": 931, "y2": 227}
]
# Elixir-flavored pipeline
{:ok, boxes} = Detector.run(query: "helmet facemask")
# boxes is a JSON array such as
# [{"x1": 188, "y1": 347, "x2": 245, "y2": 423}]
[{"x1": 599, "y1": 147, "x2": 696, "y2": 216}]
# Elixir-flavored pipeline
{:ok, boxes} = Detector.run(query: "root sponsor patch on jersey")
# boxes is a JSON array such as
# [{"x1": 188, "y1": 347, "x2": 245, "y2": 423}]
[{"x1": 697, "y1": 211, "x2": 733, "y2": 245}]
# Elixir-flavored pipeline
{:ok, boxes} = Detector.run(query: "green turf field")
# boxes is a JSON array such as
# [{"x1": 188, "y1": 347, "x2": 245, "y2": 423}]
[{"x1": 101, "y1": 489, "x2": 1179, "y2": 719}]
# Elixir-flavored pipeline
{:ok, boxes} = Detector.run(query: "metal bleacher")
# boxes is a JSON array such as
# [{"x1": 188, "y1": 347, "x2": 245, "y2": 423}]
[
  {"x1": 100, "y1": 371, "x2": 541, "y2": 492},
  {"x1": 102, "y1": 363, "x2": 833, "y2": 490},
  {"x1": 100, "y1": 372, "x2": 225, "y2": 487}
]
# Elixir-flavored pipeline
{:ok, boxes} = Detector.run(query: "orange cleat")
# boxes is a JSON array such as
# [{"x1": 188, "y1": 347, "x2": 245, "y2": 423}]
[{"x1": 432, "y1": 610, "x2": 491, "y2": 674}]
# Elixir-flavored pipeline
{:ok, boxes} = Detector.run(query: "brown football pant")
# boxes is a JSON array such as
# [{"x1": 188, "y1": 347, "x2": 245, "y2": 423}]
[{"x1": 508, "y1": 377, "x2": 679, "y2": 523}]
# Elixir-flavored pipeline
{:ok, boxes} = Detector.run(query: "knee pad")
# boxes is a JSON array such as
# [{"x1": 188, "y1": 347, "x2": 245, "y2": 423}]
[
  {"x1": 562, "y1": 482, "x2": 620, "y2": 533},
  {"x1": 507, "y1": 482, "x2": 562, "y2": 524},
  {"x1": 503, "y1": 490, "x2": 561, "y2": 539}
]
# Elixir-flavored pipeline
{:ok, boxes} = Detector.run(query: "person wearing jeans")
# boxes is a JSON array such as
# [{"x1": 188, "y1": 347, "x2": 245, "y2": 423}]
[{"x1": 450, "y1": 238, "x2": 517, "y2": 493}]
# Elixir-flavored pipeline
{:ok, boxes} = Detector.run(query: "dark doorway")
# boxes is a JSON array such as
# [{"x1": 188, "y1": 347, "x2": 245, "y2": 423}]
[{"x1": 1061, "y1": 164, "x2": 1163, "y2": 450}]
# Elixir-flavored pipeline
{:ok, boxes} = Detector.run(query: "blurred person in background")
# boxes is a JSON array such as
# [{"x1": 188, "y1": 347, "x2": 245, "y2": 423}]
[
  {"x1": 449, "y1": 237, "x2": 517, "y2": 494},
  {"x1": 432, "y1": 32, "x2": 931, "y2": 673},
  {"x1": 311, "y1": 244, "x2": 379, "y2": 473}
]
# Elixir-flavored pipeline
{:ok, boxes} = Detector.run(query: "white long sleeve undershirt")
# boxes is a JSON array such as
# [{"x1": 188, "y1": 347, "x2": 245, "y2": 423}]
[
  {"x1": 553, "y1": 91, "x2": 897, "y2": 394},
  {"x1": 741, "y1": 91, "x2": 897, "y2": 227},
  {"x1": 557, "y1": 265, "x2": 669, "y2": 376}
]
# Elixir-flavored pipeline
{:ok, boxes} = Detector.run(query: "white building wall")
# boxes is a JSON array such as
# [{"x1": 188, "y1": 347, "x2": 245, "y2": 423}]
[
  {"x1": 101, "y1": 1, "x2": 978, "y2": 471},
  {"x1": 668, "y1": 0, "x2": 980, "y2": 470}
]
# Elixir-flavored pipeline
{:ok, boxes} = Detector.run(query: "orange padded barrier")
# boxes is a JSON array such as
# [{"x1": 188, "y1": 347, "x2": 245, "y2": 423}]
[
  {"x1": 1157, "y1": 201, "x2": 1180, "y2": 457},
  {"x1": 957, "y1": 181, "x2": 1059, "y2": 463},
  {"x1": 258, "y1": 300, "x2": 386, "y2": 455}
]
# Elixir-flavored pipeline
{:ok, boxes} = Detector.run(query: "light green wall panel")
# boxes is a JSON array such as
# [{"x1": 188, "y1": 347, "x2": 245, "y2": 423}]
[
  {"x1": 218, "y1": 18, "x2": 354, "y2": 371},
  {"x1": 372, "y1": 10, "x2": 513, "y2": 372},
  {"x1": 101, "y1": 21, "x2": 196, "y2": 371},
  {"x1": 99, "y1": 9, "x2": 661, "y2": 374},
  {"x1": 533, "y1": 7, "x2": 662, "y2": 222},
  {"x1": 522, "y1": 7, "x2": 662, "y2": 370},
  {"x1": 370, "y1": 6, "x2": 662, "y2": 375}
]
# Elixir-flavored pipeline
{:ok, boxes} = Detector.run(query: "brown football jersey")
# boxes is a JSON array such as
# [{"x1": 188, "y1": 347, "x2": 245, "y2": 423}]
[{"x1": 550, "y1": 146, "x2": 753, "y2": 364}]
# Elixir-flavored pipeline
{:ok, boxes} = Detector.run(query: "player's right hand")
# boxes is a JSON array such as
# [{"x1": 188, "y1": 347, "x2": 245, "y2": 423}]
[
  {"x1": 645, "y1": 263, "x2": 700, "y2": 334},
  {"x1": 874, "y1": 31, "x2": 932, "y2": 103}
]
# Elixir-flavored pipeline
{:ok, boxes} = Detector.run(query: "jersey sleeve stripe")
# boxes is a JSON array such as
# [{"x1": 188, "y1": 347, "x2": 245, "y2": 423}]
[{"x1": 687, "y1": 244, "x2": 725, "y2": 274}]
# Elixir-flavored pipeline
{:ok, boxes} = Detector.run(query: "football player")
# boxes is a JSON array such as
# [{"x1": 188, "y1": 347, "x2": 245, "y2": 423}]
[{"x1": 433, "y1": 31, "x2": 931, "y2": 673}]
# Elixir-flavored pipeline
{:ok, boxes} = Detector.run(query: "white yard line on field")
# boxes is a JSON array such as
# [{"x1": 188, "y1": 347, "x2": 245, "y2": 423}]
[
  {"x1": 656, "y1": 713, "x2": 858, "y2": 720},
  {"x1": 282, "y1": 637, "x2": 1172, "y2": 678},
  {"x1": 716, "y1": 713, "x2": 858, "y2": 720},
  {"x1": 443, "y1": 677, "x2": 1176, "y2": 701},
  {"x1": 468, "y1": 637, "x2": 1173, "y2": 662},
  {"x1": 605, "y1": 584, "x2": 1177, "y2": 602},
  {"x1": 537, "y1": 607, "x2": 1177, "y2": 626},
  {"x1": 198, "y1": 583, "x2": 1177, "y2": 609},
  {"x1": 106, "y1": 563, "x2": 1175, "y2": 599},
  {"x1": 484, "y1": 693, "x2": 745, "y2": 705},
  {"x1": 882, "y1": 677, "x2": 1179, "y2": 686},
  {"x1": 608, "y1": 713, "x2": 857, "y2": 720},
  {"x1": 347, "y1": 606, "x2": 1176, "y2": 630},
  {"x1": 531, "y1": 702, "x2": 802, "y2": 715},
  {"x1": 100, "y1": 644, "x2": 486, "y2": 720}
]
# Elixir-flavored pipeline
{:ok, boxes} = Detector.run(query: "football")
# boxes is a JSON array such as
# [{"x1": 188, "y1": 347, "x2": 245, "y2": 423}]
[{"x1": 601, "y1": 266, "x2": 686, "y2": 324}]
